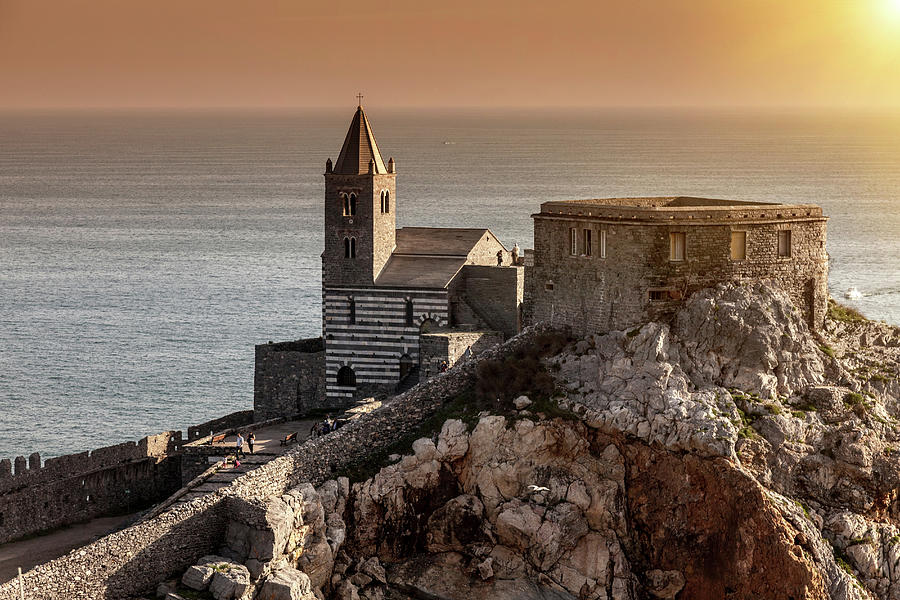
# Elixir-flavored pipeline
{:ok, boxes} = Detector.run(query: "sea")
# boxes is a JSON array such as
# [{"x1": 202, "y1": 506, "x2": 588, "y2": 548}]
[{"x1": 1, "y1": 108, "x2": 898, "y2": 462}]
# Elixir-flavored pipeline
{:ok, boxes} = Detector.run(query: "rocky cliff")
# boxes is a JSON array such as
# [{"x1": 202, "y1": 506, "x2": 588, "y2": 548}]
[{"x1": 160, "y1": 282, "x2": 899, "y2": 600}]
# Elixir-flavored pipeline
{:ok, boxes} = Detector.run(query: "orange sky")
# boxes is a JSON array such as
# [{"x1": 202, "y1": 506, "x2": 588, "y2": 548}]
[{"x1": 1, "y1": 0, "x2": 899, "y2": 109}]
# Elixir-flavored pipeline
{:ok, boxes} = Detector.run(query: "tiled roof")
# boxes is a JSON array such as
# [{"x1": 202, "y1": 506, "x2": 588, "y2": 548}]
[
  {"x1": 395, "y1": 227, "x2": 492, "y2": 256},
  {"x1": 333, "y1": 106, "x2": 388, "y2": 175}
]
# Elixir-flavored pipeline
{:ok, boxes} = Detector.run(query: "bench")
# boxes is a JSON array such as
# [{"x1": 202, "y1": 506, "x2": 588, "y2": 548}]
[
  {"x1": 208, "y1": 433, "x2": 227, "y2": 445},
  {"x1": 280, "y1": 432, "x2": 298, "y2": 446}
]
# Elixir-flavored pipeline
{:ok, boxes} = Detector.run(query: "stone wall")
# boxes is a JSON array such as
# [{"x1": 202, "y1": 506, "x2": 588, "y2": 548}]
[
  {"x1": 0, "y1": 325, "x2": 555, "y2": 600},
  {"x1": 253, "y1": 337, "x2": 326, "y2": 421},
  {"x1": 529, "y1": 203, "x2": 828, "y2": 335},
  {"x1": 419, "y1": 329, "x2": 505, "y2": 380},
  {"x1": 0, "y1": 430, "x2": 182, "y2": 544},
  {"x1": 187, "y1": 410, "x2": 255, "y2": 442},
  {"x1": 448, "y1": 265, "x2": 523, "y2": 337}
]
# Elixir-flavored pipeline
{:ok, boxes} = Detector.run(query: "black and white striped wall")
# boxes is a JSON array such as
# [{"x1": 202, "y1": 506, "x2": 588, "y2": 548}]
[{"x1": 323, "y1": 286, "x2": 449, "y2": 403}]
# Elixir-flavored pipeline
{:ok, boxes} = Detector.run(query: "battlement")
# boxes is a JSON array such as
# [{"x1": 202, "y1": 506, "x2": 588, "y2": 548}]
[
  {"x1": 537, "y1": 197, "x2": 825, "y2": 225},
  {"x1": 0, "y1": 430, "x2": 180, "y2": 491}
]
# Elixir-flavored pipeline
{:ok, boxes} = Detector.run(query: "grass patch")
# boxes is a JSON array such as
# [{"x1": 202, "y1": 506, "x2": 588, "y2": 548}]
[
  {"x1": 792, "y1": 499, "x2": 812, "y2": 520},
  {"x1": 818, "y1": 343, "x2": 836, "y2": 359},
  {"x1": 765, "y1": 403, "x2": 782, "y2": 416},
  {"x1": 828, "y1": 299, "x2": 868, "y2": 323},
  {"x1": 736, "y1": 408, "x2": 759, "y2": 440}
]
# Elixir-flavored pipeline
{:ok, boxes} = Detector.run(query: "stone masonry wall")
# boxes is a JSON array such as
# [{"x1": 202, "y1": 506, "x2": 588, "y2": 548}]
[
  {"x1": 187, "y1": 410, "x2": 255, "y2": 442},
  {"x1": 0, "y1": 430, "x2": 182, "y2": 544},
  {"x1": 529, "y1": 211, "x2": 828, "y2": 335},
  {"x1": 253, "y1": 337, "x2": 326, "y2": 421},
  {"x1": 419, "y1": 329, "x2": 505, "y2": 380},
  {"x1": 0, "y1": 325, "x2": 556, "y2": 600},
  {"x1": 455, "y1": 264, "x2": 524, "y2": 338},
  {"x1": 322, "y1": 173, "x2": 396, "y2": 287}
]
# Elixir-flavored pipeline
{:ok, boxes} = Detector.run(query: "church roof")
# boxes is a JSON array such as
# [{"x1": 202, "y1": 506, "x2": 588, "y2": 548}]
[
  {"x1": 394, "y1": 227, "x2": 493, "y2": 256},
  {"x1": 374, "y1": 256, "x2": 467, "y2": 288},
  {"x1": 374, "y1": 227, "x2": 506, "y2": 289},
  {"x1": 333, "y1": 106, "x2": 388, "y2": 175}
]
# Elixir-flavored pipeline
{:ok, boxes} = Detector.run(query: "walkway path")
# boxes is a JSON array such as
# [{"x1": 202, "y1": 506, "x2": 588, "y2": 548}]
[{"x1": 0, "y1": 512, "x2": 141, "y2": 583}]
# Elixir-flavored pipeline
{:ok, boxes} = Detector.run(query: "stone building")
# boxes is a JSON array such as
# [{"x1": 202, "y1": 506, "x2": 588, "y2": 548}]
[
  {"x1": 526, "y1": 196, "x2": 828, "y2": 335},
  {"x1": 320, "y1": 105, "x2": 524, "y2": 405}
]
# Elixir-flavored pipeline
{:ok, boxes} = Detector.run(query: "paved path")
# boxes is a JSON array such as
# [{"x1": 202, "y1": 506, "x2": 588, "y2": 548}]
[
  {"x1": 0, "y1": 512, "x2": 141, "y2": 584},
  {"x1": 167, "y1": 418, "x2": 319, "y2": 508}
]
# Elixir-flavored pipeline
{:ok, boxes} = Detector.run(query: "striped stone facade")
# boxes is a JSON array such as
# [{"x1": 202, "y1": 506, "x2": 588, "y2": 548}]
[{"x1": 323, "y1": 286, "x2": 450, "y2": 403}]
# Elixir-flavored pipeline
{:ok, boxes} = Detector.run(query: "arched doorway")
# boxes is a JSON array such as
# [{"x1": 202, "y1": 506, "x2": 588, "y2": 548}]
[
  {"x1": 336, "y1": 366, "x2": 356, "y2": 387},
  {"x1": 419, "y1": 318, "x2": 437, "y2": 334}
]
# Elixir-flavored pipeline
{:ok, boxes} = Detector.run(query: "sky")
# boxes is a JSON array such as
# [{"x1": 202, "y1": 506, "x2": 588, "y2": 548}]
[{"x1": 1, "y1": 0, "x2": 900, "y2": 109}]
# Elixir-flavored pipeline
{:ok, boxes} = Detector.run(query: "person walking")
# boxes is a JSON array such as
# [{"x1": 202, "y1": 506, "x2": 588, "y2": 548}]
[
  {"x1": 247, "y1": 431, "x2": 255, "y2": 454},
  {"x1": 496, "y1": 249, "x2": 503, "y2": 266},
  {"x1": 235, "y1": 432, "x2": 245, "y2": 458},
  {"x1": 512, "y1": 242, "x2": 520, "y2": 264}
]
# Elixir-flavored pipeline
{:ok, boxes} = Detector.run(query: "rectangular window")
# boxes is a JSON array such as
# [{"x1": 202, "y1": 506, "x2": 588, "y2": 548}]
[
  {"x1": 600, "y1": 230, "x2": 607, "y2": 259},
  {"x1": 730, "y1": 231, "x2": 747, "y2": 260},
  {"x1": 569, "y1": 228, "x2": 577, "y2": 256},
  {"x1": 669, "y1": 232, "x2": 686, "y2": 261},
  {"x1": 648, "y1": 290, "x2": 668, "y2": 301},
  {"x1": 778, "y1": 230, "x2": 791, "y2": 257},
  {"x1": 582, "y1": 229, "x2": 592, "y2": 256}
]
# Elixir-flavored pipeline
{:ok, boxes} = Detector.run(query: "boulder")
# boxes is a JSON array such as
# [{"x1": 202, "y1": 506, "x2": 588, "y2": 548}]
[
  {"x1": 208, "y1": 562, "x2": 252, "y2": 600},
  {"x1": 257, "y1": 567, "x2": 314, "y2": 600},
  {"x1": 181, "y1": 564, "x2": 215, "y2": 591}
]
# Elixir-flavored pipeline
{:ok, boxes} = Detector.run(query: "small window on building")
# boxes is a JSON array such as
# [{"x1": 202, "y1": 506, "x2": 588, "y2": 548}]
[
  {"x1": 600, "y1": 230, "x2": 607, "y2": 259},
  {"x1": 383, "y1": 190, "x2": 390, "y2": 214},
  {"x1": 648, "y1": 290, "x2": 668, "y2": 301},
  {"x1": 569, "y1": 228, "x2": 577, "y2": 256},
  {"x1": 730, "y1": 231, "x2": 747, "y2": 260},
  {"x1": 405, "y1": 298, "x2": 414, "y2": 326},
  {"x1": 669, "y1": 232, "x2": 686, "y2": 262},
  {"x1": 348, "y1": 193, "x2": 357, "y2": 216},
  {"x1": 582, "y1": 229, "x2": 592, "y2": 257},
  {"x1": 348, "y1": 296, "x2": 356, "y2": 324},
  {"x1": 344, "y1": 237, "x2": 356, "y2": 259},
  {"x1": 778, "y1": 230, "x2": 791, "y2": 257},
  {"x1": 340, "y1": 193, "x2": 350, "y2": 216},
  {"x1": 545, "y1": 281, "x2": 554, "y2": 291}
]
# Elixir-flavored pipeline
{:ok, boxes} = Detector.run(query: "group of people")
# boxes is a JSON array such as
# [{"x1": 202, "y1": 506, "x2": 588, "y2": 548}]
[
  {"x1": 310, "y1": 415, "x2": 342, "y2": 438},
  {"x1": 234, "y1": 431, "x2": 254, "y2": 458},
  {"x1": 496, "y1": 242, "x2": 521, "y2": 266}
]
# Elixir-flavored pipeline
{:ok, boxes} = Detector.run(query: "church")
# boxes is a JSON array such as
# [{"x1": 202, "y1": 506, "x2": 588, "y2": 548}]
[{"x1": 319, "y1": 105, "x2": 524, "y2": 404}]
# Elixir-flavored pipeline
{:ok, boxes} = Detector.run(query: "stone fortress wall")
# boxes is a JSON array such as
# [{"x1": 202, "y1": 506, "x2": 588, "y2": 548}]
[
  {"x1": 0, "y1": 326, "x2": 552, "y2": 600},
  {"x1": 253, "y1": 338, "x2": 326, "y2": 421},
  {"x1": 0, "y1": 430, "x2": 182, "y2": 544},
  {"x1": 528, "y1": 198, "x2": 828, "y2": 335}
]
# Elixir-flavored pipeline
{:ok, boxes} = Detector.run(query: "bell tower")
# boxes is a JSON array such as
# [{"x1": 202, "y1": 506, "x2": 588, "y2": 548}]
[{"x1": 323, "y1": 105, "x2": 397, "y2": 287}]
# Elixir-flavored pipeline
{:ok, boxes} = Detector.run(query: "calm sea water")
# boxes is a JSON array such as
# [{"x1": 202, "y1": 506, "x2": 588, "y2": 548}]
[{"x1": 1, "y1": 109, "x2": 898, "y2": 461}]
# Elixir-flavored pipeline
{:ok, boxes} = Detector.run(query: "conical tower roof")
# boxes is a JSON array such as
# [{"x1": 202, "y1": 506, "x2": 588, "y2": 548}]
[{"x1": 333, "y1": 105, "x2": 387, "y2": 175}]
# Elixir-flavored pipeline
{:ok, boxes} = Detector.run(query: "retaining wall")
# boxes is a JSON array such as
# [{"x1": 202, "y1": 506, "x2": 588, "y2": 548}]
[{"x1": 0, "y1": 325, "x2": 555, "y2": 600}]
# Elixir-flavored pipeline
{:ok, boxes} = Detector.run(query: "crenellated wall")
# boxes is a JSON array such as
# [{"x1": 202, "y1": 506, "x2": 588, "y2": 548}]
[{"x1": 0, "y1": 430, "x2": 182, "y2": 544}]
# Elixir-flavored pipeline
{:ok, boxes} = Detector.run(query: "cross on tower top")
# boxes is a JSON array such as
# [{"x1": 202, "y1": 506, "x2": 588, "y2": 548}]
[{"x1": 356, "y1": 93, "x2": 364, "y2": 106}]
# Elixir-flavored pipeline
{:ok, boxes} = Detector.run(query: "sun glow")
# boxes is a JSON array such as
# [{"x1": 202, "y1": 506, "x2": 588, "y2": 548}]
[{"x1": 882, "y1": 0, "x2": 900, "y2": 19}]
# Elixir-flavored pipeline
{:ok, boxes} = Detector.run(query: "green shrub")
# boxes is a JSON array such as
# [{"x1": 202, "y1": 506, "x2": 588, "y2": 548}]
[{"x1": 828, "y1": 299, "x2": 867, "y2": 323}]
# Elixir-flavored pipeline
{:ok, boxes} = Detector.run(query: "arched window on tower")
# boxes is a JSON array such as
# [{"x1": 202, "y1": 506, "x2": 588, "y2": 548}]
[
  {"x1": 379, "y1": 191, "x2": 385, "y2": 214},
  {"x1": 405, "y1": 298, "x2": 414, "y2": 326},
  {"x1": 348, "y1": 193, "x2": 357, "y2": 216},
  {"x1": 343, "y1": 237, "x2": 357, "y2": 259},
  {"x1": 384, "y1": 190, "x2": 390, "y2": 214},
  {"x1": 340, "y1": 192, "x2": 350, "y2": 216},
  {"x1": 336, "y1": 366, "x2": 356, "y2": 387}
]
